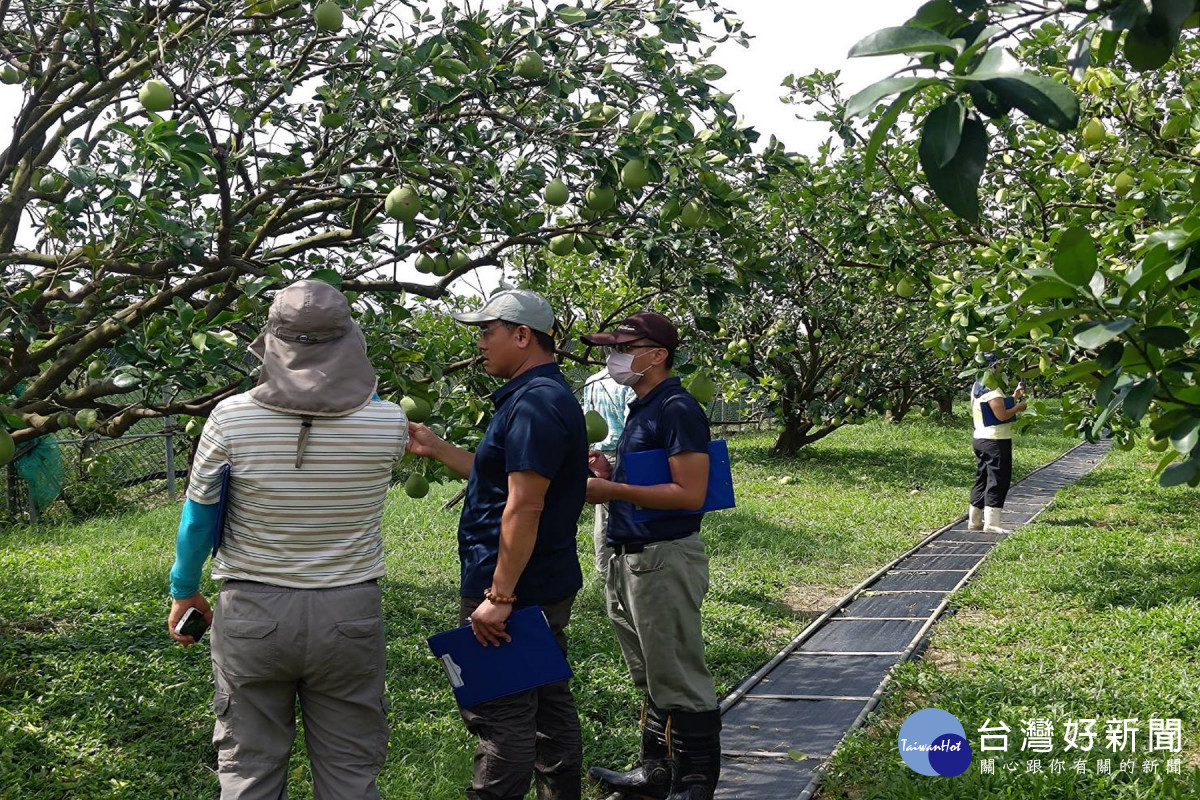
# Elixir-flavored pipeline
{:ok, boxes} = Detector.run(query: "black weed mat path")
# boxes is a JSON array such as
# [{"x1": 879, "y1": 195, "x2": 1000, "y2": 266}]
[{"x1": 706, "y1": 440, "x2": 1113, "y2": 800}]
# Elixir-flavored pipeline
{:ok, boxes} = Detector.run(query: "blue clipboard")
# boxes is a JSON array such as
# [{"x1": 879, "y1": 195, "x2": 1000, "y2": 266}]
[
  {"x1": 426, "y1": 606, "x2": 572, "y2": 708},
  {"x1": 979, "y1": 396, "x2": 1016, "y2": 427},
  {"x1": 623, "y1": 439, "x2": 735, "y2": 523},
  {"x1": 211, "y1": 464, "x2": 231, "y2": 557}
]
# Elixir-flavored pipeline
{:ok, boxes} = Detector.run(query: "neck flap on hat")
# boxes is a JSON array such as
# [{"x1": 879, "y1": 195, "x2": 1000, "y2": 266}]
[{"x1": 247, "y1": 317, "x2": 377, "y2": 418}]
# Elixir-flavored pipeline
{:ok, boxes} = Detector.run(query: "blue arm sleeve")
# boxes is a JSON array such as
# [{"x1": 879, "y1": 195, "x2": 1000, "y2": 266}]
[{"x1": 168, "y1": 499, "x2": 219, "y2": 599}]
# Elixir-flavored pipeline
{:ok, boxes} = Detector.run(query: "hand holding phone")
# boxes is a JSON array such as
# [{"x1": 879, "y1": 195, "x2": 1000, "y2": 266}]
[{"x1": 174, "y1": 607, "x2": 209, "y2": 642}]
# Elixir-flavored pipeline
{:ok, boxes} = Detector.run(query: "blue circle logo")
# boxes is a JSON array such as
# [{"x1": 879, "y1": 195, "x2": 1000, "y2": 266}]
[{"x1": 897, "y1": 709, "x2": 973, "y2": 776}]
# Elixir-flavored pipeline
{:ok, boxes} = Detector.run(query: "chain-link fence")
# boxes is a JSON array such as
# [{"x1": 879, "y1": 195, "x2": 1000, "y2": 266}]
[{"x1": 1, "y1": 417, "x2": 190, "y2": 526}]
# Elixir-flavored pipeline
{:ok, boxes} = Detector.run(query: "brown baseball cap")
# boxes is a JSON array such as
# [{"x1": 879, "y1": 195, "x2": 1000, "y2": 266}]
[{"x1": 581, "y1": 311, "x2": 679, "y2": 350}]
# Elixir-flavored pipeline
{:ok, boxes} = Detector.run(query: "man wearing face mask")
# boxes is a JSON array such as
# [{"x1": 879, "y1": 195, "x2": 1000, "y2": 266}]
[{"x1": 580, "y1": 311, "x2": 721, "y2": 800}]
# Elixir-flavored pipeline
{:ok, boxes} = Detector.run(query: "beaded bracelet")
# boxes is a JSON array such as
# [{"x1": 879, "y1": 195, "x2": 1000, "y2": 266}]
[{"x1": 484, "y1": 587, "x2": 516, "y2": 605}]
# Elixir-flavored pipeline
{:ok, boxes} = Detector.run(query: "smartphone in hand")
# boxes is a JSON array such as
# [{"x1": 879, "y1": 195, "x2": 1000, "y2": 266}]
[{"x1": 174, "y1": 607, "x2": 209, "y2": 641}]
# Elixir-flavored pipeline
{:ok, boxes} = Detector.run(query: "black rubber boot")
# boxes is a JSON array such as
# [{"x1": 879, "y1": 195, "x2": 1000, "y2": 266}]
[
  {"x1": 588, "y1": 698, "x2": 673, "y2": 799},
  {"x1": 665, "y1": 709, "x2": 722, "y2": 800}
]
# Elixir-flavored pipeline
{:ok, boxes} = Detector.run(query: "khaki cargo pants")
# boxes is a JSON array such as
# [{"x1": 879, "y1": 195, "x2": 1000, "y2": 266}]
[
  {"x1": 605, "y1": 534, "x2": 718, "y2": 712},
  {"x1": 211, "y1": 579, "x2": 388, "y2": 800}
]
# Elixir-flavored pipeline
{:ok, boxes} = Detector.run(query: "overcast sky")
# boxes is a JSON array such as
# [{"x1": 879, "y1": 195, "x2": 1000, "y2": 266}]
[{"x1": 708, "y1": 0, "x2": 924, "y2": 153}]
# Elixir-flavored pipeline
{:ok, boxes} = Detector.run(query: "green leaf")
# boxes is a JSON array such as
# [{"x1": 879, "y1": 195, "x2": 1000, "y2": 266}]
[
  {"x1": 922, "y1": 98, "x2": 965, "y2": 168},
  {"x1": 863, "y1": 89, "x2": 919, "y2": 175},
  {"x1": 1052, "y1": 226, "x2": 1097, "y2": 286},
  {"x1": 1073, "y1": 318, "x2": 1135, "y2": 349},
  {"x1": 1141, "y1": 325, "x2": 1190, "y2": 349},
  {"x1": 967, "y1": 81, "x2": 1013, "y2": 119},
  {"x1": 1159, "y1": 459, "x2": 1198, "y2": 487},
  {"x1": 1169, "y1": 416, "x2": 1200, "y2": 454},
  {"x1": 1094, "y1": 28, "x2": 1120, "y2": 66},
  {"x1": 1124, "y1": 22, "x2": 1176, "y2": 71},
  {"x1": 308, "y1": 269, "x2": 343, "y2": 287},
  {"x1": 1123, "y1": 378, "x2": 1156, "y2": 422},
  {"x1": 191, "y1": 332, "x2": 208, "y2": 352},
  {"x1": 1016, "y1": 279, "x2": 1079, "y2": 306},
  {"x1": 1095, "y1": 368, "x2": 1123, "y2": 408},
  {"x1": 557, "y1": 7, "x2": 587, "y2": 24},
  {"x1": 696, "y1": 64, "x2": 727, "y2": 81},
  {"x1": 983, "y1": 74, "x2": 1080, "y2": 131},
  {"x1": 845, "y1": 77, "x2": 933, "y2": 119},
  {"x1": 627, "y1": 110, "x2": 656, "y2": 131},
  {"x1": 848, "y1": 26, "x2": 960, "y2": 59},
  {"x1": 919, "y1": 115, "x2": 987, "y2": 223}
]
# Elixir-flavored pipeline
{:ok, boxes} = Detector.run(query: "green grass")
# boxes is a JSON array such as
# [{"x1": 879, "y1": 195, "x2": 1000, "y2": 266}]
[
  {"x1": 819, "y1": 444, "x2": 1200, "y2": 799},
  {"x1": 0, "y1": 409, "x2": 1108, "y2": 799}
]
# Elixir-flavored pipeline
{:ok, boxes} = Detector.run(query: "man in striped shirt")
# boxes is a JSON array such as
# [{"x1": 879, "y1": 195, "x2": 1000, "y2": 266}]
[{"x1": 167, "y1": 280, "x2": 408, "y2": 800}]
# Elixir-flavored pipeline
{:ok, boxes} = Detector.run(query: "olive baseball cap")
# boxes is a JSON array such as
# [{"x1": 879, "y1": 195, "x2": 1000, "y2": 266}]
[{"x1": 451, "y1": 289, "x2": 556, "y2": 336}]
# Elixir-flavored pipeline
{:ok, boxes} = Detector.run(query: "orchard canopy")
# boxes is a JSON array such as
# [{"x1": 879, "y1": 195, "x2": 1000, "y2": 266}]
[
  {"x1": 0, "y1": 0, "x2": 787, "y2": 442},
  {"x1": 3, "y1": 0, "x2": 1200, "y2": 485}
]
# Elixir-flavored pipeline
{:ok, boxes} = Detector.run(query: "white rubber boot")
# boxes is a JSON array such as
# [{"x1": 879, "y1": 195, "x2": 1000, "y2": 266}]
[
  {"x1": 983, "y1": 507, "x2": 1011, "y2": 534},
  {"x1": 968, "y1": 505, "x2": 984, "y2": 531}
]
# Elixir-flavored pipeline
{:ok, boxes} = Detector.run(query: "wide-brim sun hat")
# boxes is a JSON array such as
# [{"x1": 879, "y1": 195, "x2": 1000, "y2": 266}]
[{"x1": 248, "y1": 280, "x2": 377, "y2": 417}]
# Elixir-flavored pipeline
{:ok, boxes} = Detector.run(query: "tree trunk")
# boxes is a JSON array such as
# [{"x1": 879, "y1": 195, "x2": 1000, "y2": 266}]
[
  {"x1": 771, "y1": 416, "x2": 812, "y2": 456},
  {"x1": 936, "y1": 391, "x2": 955, "y2": 416}
]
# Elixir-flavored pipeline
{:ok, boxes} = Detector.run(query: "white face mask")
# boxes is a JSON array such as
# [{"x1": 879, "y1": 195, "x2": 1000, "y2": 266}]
[{"x1": 606, "y1": 351, "x2": 646, "y2": 386}]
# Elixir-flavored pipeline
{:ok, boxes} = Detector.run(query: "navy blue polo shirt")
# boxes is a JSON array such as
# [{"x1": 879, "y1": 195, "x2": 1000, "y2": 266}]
[
  {"x1": 607, "y1": 377, "x2": 711, "y2": 547},
  {"x1": 457, "y1": 363, "x2": 586, "y2": 605}
]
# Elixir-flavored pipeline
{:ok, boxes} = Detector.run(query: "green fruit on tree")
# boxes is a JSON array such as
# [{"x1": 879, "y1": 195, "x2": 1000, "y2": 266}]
[
  {"x1": 138, "y1": 79, "x2": 174, "y2": 112},
  {"x1": 543, "y1": 178, "x2": 569, "y2": 206},
  {"x1": 584, "y1": 410, "x2": 609, "y2": 444},
  {"x1": 38, "y1": 174, "x2": 64, "y2": 193},
  {"x1": 1081, "y1": 118, "x2": 1106, "y2": 146},
  {"x1": 385, "y1": 185, "x2": 421, "y2": 222},
  {"x1": 1113, "y1": 171, "x2": 1136, "y2": 197},
  {"x1": 404, "y1": 474, "x2": 430, "y2": 499},
  {"x1": 584, "y1": 183, "x2": 615, "y2": 212},
  {"x1": 0, "y1": 65, "x2": 21, "y2": 85},
  {"x1": 620, "y1": 159, "x2": 650, "y2": 190},
  {"x1": 431, "y1": 256, "x2": 451, "y2": 277},
  {"x1": 400, "y1": 395, "x2": 432, "y2": 423},
  {"x1": 574, "y1": 235, "x2": 596, "y2": 256},
  {"x1": 277, "y1": 0, "x2": 304, "y2": 18},
  {"x1": 75, "y1": 408, "x2": 99, "y2": 432},
  {"x1": 313, "y1": 1, "x2": 343, "y2": 31},
  {"x1": 415, "y1": 253, "x2": 436, "y2": 274},
  {"x1": 680, "y1": 199, "x2": 707, "y2": 228},
  {"x1": 686, "y1": 372, "x2": 714, "y2": 405},
  {"x1": 0, "y1": 429, "x2": 14, "y2": 467},
  {"x1": 1148, "y1": 434, "x2": 1169, "y2": 452},
  {"x1": 56, "y1": 412, "x2": 74, "y2": 429},
  {"x1": 87, "y1": 359, "x2": 105, "y2": 380},
  {"x1": 895, "y1": 277, "x2": 916, "y2": 298},
  {"x1": 548, "y1": 233, "x2": 575, "y2": 256},
  {"x1": 830, "y1": 374, "x2": 842, "y2": 387},
  {"x1": 448, "y1": 251, "x2": 470, "y2": 271},
  {"x1": 513, "y1": 52, "x2": 544, "y2": 79}
]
